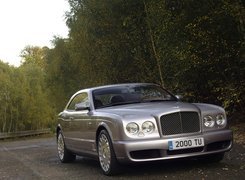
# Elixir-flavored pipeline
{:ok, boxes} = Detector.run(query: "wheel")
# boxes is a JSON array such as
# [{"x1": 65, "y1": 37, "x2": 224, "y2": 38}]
[
  {"x1": 57, "y1": 131, "x2": 76, "y2": 163},
  {"x1": 97, "y1": 130, "x2": 119, "y2": 175},
  {"x1": 199, "y1": 153, "x2": 224, "y2": 163}
]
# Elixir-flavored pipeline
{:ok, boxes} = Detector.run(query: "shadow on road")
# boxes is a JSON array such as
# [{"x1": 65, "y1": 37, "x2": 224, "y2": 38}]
[{"x1": 71, "y1": 155, "x2": 230, "y2": 178}]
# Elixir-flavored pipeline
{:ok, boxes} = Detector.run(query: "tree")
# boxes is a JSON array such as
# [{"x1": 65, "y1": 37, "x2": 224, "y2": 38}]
[{"x1": 20, "y1": 45, "x2": 49, "y2": 69}]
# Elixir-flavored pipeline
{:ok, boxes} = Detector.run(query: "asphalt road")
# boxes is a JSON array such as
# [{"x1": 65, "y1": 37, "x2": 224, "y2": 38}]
[{"x1": 0, "y1": 136, "x2": 244, "y2": 180}]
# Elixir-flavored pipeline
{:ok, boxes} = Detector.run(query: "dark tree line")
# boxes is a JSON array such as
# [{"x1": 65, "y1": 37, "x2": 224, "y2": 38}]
[{"x1": 0, "y1": 0, "x2": 244, "y2": 132}]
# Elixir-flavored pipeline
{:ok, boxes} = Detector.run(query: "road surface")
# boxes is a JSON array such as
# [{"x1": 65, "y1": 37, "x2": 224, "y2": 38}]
[{"x1": 0, "y1": 136, "x2": 244, "y2": 180}]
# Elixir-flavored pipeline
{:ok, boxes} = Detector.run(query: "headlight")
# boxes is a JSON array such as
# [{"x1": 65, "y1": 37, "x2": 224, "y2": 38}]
[
  {"x1": 204, "y1": 115, "x2": 215, "y2": 127},
  {"x1": 126, "y1": 122, "x2": 139, "y2": 134},
  {"x1": 216, "y1": 114, "x2": 226, "y2": 126},
  {"x1": 142, "y1": 121, "x2": 155, "y2": 134}
]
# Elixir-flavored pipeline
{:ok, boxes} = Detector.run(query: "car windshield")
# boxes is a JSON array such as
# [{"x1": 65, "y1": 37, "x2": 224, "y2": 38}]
[{"x1": 92, "y1": 84, "x2": 177, "y2": 109}]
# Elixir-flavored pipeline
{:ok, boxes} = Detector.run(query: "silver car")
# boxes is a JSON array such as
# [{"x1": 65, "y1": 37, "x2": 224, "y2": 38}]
[{"x1": 56, "y1": 83, "x2": 233, "y2": 175}]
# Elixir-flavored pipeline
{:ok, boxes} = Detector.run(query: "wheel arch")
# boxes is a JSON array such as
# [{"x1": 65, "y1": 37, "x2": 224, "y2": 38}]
[
  {"x1": 96, "y1": 123, "x2": 113, "y2": 146},
  {"x1": 56, "y1": 124, "x2": 62, "y2": 139}
]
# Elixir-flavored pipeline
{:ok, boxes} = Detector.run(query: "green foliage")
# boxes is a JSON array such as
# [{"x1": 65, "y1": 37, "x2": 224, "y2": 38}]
[
  {"x1": 0, "y1": 49, "x2": 55, "y2": 132},
  {"x1": 20, "y1": 46, "x2": 49, "y2": 69},
  {"x1": 66, "y1": 0, "x2": 161, "y2": 84}
]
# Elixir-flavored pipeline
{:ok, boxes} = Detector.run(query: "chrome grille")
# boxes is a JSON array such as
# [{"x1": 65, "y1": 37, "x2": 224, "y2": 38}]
[{"x1": 160, "y1": 112, "x2": 200, "y2": 135}]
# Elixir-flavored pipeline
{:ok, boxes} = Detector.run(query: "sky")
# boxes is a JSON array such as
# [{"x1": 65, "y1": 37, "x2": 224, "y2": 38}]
[{"x1": 0, "y1": 0, "x2": 70, "y2": 67}]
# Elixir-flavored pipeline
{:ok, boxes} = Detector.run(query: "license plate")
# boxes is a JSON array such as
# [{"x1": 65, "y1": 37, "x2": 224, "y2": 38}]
[{"x1": 168, "y1": 138, "x2": 204, "y2": 150}]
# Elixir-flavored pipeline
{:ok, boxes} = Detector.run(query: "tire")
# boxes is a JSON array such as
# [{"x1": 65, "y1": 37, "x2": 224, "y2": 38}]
[
  {"x1": 199, "y1": 153, "x2": 224, "y2": 163},
  {"x1": 57, "y1": 131, "x2": 76, "y2": 163},
  {"x1": 97, "y1": 130, "x2": 120, "y2": 176}
]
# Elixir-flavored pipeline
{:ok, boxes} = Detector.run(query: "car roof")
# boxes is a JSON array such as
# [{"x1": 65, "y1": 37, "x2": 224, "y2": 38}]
[{"x1": 76, "y1": 83, "x2": 158, "y2": 94}]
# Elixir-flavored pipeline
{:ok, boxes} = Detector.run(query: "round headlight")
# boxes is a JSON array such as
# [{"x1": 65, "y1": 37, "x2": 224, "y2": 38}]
[
  {"x1": 216, "y1": 114, "x2": 226, "y2": 126},
  {"x1": 204, "y1": 115, "x2": 215, "y2": 127},
  {"x1": 142, "y1": 121, "x2": 155, "y2": 134},
  {"x1": 126, "y1": 122, "x2": 139, "y2": 134}
]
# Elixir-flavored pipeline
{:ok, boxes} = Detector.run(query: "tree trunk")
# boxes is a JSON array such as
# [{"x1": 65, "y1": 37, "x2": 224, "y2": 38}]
[{"x1": 143, "y1": 0, "x2": 164, "y2": 87}]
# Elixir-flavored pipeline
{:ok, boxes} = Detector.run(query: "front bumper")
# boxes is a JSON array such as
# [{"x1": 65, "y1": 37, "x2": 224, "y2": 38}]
[{"x1": 113, "y1": 129, "x2": 233, "y2": 163}]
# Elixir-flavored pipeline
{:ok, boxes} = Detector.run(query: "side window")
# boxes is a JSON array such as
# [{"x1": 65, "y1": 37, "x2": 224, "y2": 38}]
[{"x1": 67, "y1": 93, "x2": 89, "y2": 110}]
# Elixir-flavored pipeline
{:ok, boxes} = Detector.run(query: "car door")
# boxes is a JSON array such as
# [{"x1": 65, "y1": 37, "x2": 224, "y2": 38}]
[
  {"x1": 60, "y1": 93, "x2": 85, "y2": 150},
  {"x1": 65, "y1": 92, "x2": 95, "y2": 153}
]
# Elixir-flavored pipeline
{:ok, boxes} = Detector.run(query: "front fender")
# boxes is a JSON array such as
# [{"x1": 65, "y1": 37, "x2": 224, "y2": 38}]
[{"x1": 96, "y1": 117, "x2": 124, "y2": 143}]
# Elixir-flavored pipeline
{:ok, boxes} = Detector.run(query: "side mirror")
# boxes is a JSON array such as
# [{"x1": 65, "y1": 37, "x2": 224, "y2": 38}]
[
  {"x1": 175, "y1": 95, "x2": 183, "y2": 100},
  {"x1": 75, "y1": 103, "x2": 90, "y2": 111}
]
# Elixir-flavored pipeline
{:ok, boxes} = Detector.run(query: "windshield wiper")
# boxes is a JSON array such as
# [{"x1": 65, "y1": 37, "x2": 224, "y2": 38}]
[
  {"x1": 142, "y1": 99, "x2": 176, "y2": 102},
  {"x1": 110, "y1": 101, "x2": 142, "y2": 106},
  {"x1": 97, "y1": 101, "x2": 142, "y2": 108}
]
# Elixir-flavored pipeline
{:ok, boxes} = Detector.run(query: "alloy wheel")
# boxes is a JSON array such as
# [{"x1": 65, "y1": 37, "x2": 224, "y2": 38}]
[
  {"x1": 98, "y1": 133, "x2": 111, "y2": 172},
  {"x1": 57, "y1": 133, "x2": 65, "y2": 160}
]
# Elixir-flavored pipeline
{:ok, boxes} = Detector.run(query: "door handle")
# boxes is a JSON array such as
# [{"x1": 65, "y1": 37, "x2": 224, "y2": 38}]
[{"x1": 69, "y1": 117, "x2": 74, "y2": 120}]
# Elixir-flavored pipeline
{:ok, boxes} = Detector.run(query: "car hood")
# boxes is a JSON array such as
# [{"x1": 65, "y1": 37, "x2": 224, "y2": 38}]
[{"x1": 96, "y1": 101, "x2": 202, "y2": 118}]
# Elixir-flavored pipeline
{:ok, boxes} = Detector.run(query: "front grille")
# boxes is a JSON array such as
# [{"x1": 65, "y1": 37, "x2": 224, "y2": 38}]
[{"x1": 160, "y1": 112, "x2": 200, "y2": 135}]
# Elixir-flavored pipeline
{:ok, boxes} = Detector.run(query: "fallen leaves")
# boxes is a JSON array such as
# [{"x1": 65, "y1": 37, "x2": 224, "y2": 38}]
[{"x1": 231, "y1": 123, "x2": 245, "y2": 148}]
